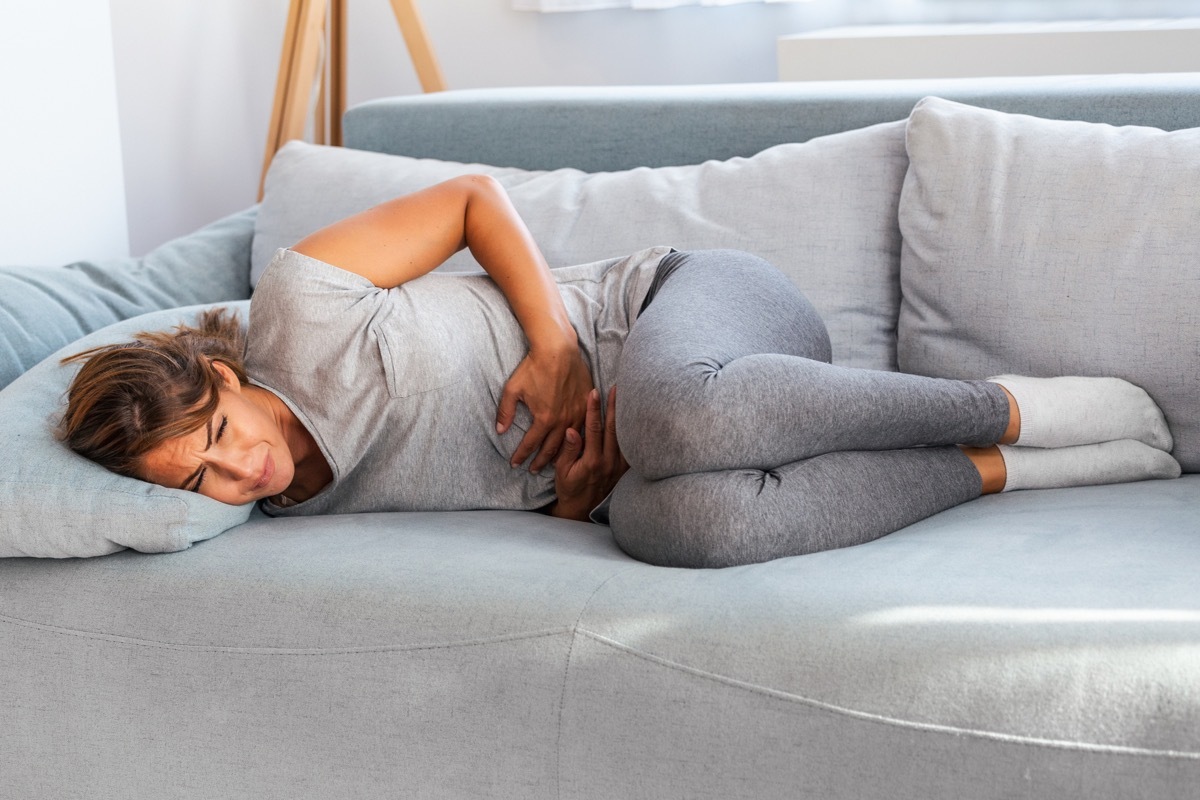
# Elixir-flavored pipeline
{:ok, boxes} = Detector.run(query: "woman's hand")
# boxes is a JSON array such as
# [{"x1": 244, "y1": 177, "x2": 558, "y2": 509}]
[
  {"x1": 547, "y1": 387, "x2": 630, "y2": 521},
  {"x1": 497, "y1": 341, "x2": 594, "y2": 472}
]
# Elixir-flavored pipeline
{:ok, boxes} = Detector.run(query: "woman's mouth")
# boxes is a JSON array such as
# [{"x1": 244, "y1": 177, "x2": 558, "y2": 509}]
[{"x1": 253, "y1": 453, "x2": 275, "y2": 493}]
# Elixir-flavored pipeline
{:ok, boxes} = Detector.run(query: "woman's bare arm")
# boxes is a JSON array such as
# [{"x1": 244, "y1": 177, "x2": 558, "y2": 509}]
[{"x1": 293, "y1": 175, "x2": 592, "y2": 472}]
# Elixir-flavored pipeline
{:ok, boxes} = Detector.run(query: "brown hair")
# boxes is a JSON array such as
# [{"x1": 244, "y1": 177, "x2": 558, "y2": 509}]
[{"x1": 58, "y1": 307, "x2": 248, "y2": 479}]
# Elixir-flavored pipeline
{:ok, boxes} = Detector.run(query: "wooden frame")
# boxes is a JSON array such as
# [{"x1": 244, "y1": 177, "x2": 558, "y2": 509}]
[{"x1": 259, "y1": 0, "x2": 445, "y2": 199}]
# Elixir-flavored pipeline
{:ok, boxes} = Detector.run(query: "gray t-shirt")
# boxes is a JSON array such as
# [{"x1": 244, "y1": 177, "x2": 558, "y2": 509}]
[{"x1": 246, "y1": 246, "x2": 670, "y2": 516}]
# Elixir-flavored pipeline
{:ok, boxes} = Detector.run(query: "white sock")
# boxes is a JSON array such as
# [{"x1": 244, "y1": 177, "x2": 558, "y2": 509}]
[
  {"x1": 998, "y1": 440, "x2": 1180, "y2": 492},
  {"x1": 989, "y1": 375, "x2": 1173, "y2": 450}
]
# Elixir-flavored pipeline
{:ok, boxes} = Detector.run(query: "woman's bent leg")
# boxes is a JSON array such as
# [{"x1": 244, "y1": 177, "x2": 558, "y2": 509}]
[
  {"x1": 609, "y1": 446, "x2": 980, "y2": 568},
  {"x1": 618, "y1": 250, "x2": 1010, "y2": 479}
]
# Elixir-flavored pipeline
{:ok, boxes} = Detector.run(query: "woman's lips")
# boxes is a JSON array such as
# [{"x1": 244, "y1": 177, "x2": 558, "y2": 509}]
[{"x1": 253, "y1": 453, "x2": 275, "y2": 493}]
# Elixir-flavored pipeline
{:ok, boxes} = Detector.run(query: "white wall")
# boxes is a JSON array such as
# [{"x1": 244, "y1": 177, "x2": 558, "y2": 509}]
[
  {"x1": 109, "y1": 0, "x2": 839, "y2": 255},
  {"x1": 109, "y1": 0, "x2": 287, "y2": 257},
  {"x1": 1, "y1": 1, "x2": 128, "y2": 265},
  {"x1": 107, "y1": 0, "x2": 1200, "y2": 256}
]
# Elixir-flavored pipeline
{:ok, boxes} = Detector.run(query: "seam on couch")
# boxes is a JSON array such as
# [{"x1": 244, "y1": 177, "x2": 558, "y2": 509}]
[
  {"x1": 576, "y1": 627, "x2": 1200, "y2": 761},
  {"x1": 555, "y1": 565, "x2": 642, "y2": 800},
  {"x1": 0, "y1": 612, "x2": 570, "y2": 655}
]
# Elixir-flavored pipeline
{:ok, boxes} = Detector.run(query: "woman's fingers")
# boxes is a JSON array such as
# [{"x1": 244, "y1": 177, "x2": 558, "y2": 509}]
[
  {"x1": 496, "y1": 382, "x2": 520, "y2": 435},
  {"x1": 550, "y1": 389, "x2": 602, "y2": 475},
  {"x1": 529, "y1": 428, "x2": 565, "y2": 474},
  {"x1": 499, "y1": 353, "x2": 593, "y2": 470},
  {"x1": 583, "y1": 389, "x2": 603, "y2": 459},
  {"x1": 511, "y1": 421, "x2": 548, "y2": 469},
  {"x1": 506, "y1": 383, "x2": 618, "y2": 474},
  {"x1": 555, "y1": 427, "x2": 583, "y2": 474}
]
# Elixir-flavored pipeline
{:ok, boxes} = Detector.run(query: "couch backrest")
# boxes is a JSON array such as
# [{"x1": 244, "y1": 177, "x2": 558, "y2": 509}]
[
  {"x1": 343, "y1": 72, "x2": 1200, "y2": 170},
  {"x1": 333, "y1": 75, "x2": 1200, "y2": 469}
]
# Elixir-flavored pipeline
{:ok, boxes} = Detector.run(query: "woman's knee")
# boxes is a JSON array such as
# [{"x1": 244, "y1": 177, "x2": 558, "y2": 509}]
[{"x1": 615, "y1": 362, "x2": 719, "y2": 479}]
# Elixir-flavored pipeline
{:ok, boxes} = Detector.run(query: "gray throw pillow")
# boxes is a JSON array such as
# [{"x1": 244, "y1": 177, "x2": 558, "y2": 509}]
[
  {"x1": 0, "y1": 207, "x2": 256, "y2": 391},
  {"x1": 898, "y1": 97, "x2": 1200, "y2": 471},
  {"x1": 0, "y1": 304, "x2": 255, "y2": 558},
  {"x1": 254, "y1": 126, "x2": 909, "y2": 371}
]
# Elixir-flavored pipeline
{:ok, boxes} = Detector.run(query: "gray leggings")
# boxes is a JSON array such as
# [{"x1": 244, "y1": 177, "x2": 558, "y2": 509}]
[{"x1": 609, "y1": 250, "x2": 1010, "y2": 568}]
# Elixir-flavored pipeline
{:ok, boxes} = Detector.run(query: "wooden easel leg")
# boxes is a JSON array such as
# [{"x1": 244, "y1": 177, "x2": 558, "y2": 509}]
[
  {"x1": 260, "y1": 0, "x2": 303, "y2": 199},
  {"x1": 330, "y1": 0, "x2": 347, "y2": 146},
  {"x1": 388, "y1": 0, "x2": 447, "y2": 93},
  {"x1": 260, "y1": 0, "x2": 444, "y2": 199},
  {"x1": 259, "y1": 0, "x2": 329, "y2": 199},
  {"x1": 315, "y1": 36, "x2": 327, "y2": 146}
]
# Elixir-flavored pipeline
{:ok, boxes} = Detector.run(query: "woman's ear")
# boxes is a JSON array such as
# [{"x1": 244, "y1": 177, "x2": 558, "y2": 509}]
[{"x1": 209, "y1": 359, "x2": 241, "y2": 392}]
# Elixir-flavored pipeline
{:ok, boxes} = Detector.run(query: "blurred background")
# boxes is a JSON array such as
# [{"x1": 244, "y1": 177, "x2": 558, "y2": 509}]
[{"x1": 3, "y1": 0, "x2": 1198, "y2": 263}]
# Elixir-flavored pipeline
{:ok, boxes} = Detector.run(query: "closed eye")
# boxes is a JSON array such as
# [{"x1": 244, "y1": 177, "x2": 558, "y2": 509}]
[{"x1": 189, "y1": 415, "x2": 227, "y2": 493}]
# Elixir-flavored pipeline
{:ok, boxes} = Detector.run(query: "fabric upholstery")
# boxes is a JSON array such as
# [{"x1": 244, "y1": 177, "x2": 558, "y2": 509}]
[
  {"x1": 897, "y1": 97, "x2": 1200, "y2": 471},
  {"x1": 0, "y1": 206, "x2": 255, "y2": 391},
  {"x1": 344, "y1": 74, "x2": 1200, "y2": 172},
  {"x1": 255, "y1": 128, "x2": 909, "y2": 370},
  {"x1": 2, "y1": 478, "x2": 1198, "y2": 797},
  {"x1": 0, "y1": 304, "x2": 254, "y2": 558}
]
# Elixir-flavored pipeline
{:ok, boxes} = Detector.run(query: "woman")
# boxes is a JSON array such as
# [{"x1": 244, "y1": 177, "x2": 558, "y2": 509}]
[{"x1": 60, "y1": 175, "x2": 1179, "y2": 567}]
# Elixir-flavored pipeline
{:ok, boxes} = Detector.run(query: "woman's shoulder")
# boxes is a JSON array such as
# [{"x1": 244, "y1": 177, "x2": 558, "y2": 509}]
[
  {"x1": 251, "y1": 248, "x2": 392, "y2": 322},
  {"x1": 257, "y1": 247, "x2": 379, "y2": 294},
  {"x1": 247, "y1": 247, "x2": 397, "y2": 372}
]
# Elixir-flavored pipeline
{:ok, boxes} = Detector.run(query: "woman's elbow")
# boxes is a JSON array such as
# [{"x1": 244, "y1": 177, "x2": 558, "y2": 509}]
[{"x1": 453, "y1": 172, "x2": 503, "y2": 196}]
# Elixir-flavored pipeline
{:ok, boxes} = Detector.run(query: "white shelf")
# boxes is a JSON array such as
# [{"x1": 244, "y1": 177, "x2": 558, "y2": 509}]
[{"x1": 778, "y1": 19, "x2": 1200, "y2": 82}]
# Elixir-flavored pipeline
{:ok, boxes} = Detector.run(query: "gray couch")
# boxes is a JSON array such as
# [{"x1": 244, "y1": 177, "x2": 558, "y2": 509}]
[{"x1": 3, "y1": 74, "x2": 1199, "y2": 798}]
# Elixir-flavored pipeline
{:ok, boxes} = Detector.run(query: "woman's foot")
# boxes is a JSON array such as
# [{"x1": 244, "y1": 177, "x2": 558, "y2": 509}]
[
  {"x1": 988, "y1": 375, "x2": 1172, "y2": 450},
  {"x1": 987, "y1": 439, "x2": 1180, "y2": 493}
]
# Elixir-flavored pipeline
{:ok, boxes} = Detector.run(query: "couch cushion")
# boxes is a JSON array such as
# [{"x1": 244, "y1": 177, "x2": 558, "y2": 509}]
[
  {"x1": 898, "y1": 97, "x2": 1200, "y2": 471},
  {"x1": 0, "y1": 206, "x2": 255, "y2": 392},
  {"x1": 254, "y1": 126, "x2": 909, "y2": 371},
  {"x1": 2, "y1": 478, "x2": 1196, "y2": 796},
  {"x1": 563, "y1": 476, "x2": 1200, "y2": 796},
  {"x1": 0, "y1": 304, "x2": 254, "y2": 558},
  {"x1": 0, "y1": 508, "x2": 616, "y2": 795}
]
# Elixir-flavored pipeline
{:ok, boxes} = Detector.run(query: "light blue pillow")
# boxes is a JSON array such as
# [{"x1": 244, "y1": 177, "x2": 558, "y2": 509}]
[
  {"x1": 0, "y1": 206, "x2": 256, "y2": 392},
  {"x1": 0, "y1": 303, "x2": 255, "y2": 558}
]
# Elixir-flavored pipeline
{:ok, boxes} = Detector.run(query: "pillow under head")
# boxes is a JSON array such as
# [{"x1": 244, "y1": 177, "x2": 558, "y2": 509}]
[{"x1": 0, "y1": 303, "x2": 255, "y2": 558}]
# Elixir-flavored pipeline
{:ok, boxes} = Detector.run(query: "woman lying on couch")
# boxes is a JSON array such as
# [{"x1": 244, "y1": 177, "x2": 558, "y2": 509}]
[{"x1": 57, "y1": 176, "x2": 1180, "y2": 567}]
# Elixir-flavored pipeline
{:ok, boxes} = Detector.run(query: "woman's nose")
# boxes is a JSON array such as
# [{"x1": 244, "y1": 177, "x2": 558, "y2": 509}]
[{"x1": 213, "y1": 447, "x2": 256, "y2": 481}]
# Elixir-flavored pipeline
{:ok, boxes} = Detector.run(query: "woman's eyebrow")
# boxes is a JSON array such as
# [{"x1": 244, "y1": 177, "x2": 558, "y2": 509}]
[{"x1": 178, "y1": 417, "x2": 215, "y2": 490}]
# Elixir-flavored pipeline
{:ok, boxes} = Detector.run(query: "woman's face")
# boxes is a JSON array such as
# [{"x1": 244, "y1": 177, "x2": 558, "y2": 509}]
[{"x1": 138, "y1": 363, "x2": 295, "y2": 505}]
